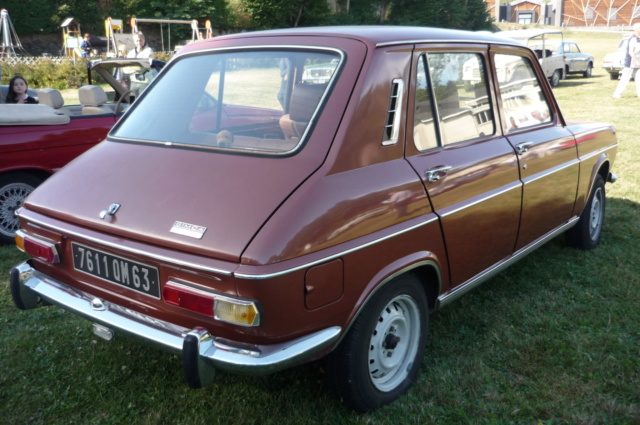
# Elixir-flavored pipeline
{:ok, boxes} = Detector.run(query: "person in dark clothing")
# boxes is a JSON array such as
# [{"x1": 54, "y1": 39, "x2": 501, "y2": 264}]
[
  {"x1": 5, "y1": 75, "x2": 38, "y2": 104},
  {"x1": 81, "y1": 33, "x2": 92, "y2": 57}
]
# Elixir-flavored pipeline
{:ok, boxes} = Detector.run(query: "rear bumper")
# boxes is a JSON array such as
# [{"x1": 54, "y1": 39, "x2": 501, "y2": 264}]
[
  {"x1": 10, "y1": 261, "x2": 341, "y2": 388},
  {"x1": 602, "y1": 65, "x2": 622, "y2": 74}
]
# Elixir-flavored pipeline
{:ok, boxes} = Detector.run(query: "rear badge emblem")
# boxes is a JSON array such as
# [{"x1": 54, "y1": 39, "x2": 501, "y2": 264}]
[{"x1": 171, "y1": 221, "x2": 207, "y2": 239}]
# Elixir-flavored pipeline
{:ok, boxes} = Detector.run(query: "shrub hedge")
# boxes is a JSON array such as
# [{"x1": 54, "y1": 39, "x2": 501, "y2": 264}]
[
  {"x1": 1, "y1": 52, "x2": 174, "y2": 90},
  {"x1": 1, "y1": 58, "x2": 88, "y2": 90}
]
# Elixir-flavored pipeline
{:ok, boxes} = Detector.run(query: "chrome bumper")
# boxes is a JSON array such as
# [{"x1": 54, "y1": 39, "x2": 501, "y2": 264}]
[{"x1": 10, "y1": 261, "x2": 341, "y2": 388}]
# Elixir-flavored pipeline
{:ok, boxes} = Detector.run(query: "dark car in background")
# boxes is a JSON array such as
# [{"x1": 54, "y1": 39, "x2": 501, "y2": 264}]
[{"x1": 11, "y1": 26, "x2": 617, "y2": 411}]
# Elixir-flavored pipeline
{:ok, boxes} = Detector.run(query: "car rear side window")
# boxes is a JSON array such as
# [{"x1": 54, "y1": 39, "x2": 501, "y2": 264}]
[
  {"x1": 413, "y1": 52, "x2": 495, "y2": 151},
  {"x1": 494, "y1": 54, "x2": 552, "y2": 132}
]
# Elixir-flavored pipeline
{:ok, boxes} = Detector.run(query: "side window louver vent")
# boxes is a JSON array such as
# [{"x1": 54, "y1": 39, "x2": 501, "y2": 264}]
[{"x1": 382, "y1": 79, "x2": 404, "y2": 146}]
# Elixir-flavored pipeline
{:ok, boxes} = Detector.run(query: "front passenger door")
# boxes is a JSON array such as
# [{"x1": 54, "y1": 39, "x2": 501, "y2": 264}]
[{"x1": 494, "y1": 50, "x2": 579, "y2": 250}]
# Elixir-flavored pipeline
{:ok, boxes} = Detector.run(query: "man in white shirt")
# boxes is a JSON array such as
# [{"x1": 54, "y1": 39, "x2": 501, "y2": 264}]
[{"x1": 127, "y1": 32, "x2": 154, "y2": 59}]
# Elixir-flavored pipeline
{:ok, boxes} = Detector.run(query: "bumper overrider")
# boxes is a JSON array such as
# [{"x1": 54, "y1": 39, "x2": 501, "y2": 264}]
[{"x1": 10, "y1": 261, "x2": 341, "y2": 388}]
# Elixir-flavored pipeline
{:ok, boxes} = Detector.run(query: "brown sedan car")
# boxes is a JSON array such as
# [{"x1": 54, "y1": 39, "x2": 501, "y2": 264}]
[{"x1": 10, "y1": 26, "x2": 617, "y2": 411}]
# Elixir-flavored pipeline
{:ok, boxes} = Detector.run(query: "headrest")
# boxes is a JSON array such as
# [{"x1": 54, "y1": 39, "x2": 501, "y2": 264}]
[
  {"x1": 79, "y1": 85, "x2": 108, "y2": 106},
  {"x1": 289, "y1": 83, "x2": 327, "y2": 122},
  {"x1": 38, "y1": 88, "x2": 65, "y2": 109}
]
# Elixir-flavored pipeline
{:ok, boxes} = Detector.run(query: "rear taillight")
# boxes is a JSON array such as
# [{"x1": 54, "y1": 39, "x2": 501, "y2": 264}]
[
  {"x1": 164, "y1": 282, "x2": 214, "y2": 316},
  {"x1": 15, "y1": 230, "x2": 60, "y2": 264},
  {"x1": 163, "y1": 280, "x2": 260, "y2": 326}
]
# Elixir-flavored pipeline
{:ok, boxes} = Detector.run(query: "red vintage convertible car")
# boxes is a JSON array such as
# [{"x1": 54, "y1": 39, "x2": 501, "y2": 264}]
[
  {"x1": 0, "y1": 58, "x2": 164, "y2": 244},
  {"x1": 10, "y1": 27, "x2": 617, "y2": 411}
]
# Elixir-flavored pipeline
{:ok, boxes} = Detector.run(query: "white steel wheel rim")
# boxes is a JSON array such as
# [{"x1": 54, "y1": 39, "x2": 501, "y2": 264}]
[
  {"x1": 589, "y1": 187, "x2": 604, "y2": 240},
  {"x1": 368, "y1": 294, "x2": 421, "y2": 392},
  {"x1": 0, "y1": 182, "x2": 33, "y2": 237}
]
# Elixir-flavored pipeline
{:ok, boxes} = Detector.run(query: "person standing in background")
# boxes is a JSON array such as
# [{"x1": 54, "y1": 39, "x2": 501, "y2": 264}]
[
  {"x1": 127, "y1": 32, "x2": 154, "y2": 59},
  {"x1": 81, "y1": 33, "x2": 92, "y2": 57},
  {"x1": 613, "y1": 23, "x2": 640, "y2": 98}
]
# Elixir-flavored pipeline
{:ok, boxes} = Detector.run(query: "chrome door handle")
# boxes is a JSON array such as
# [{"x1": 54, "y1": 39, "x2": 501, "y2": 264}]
[
  {"x1": 515, "y1": 142, "x2": 534, "y2": 155},
  {"x1": 425, "y1": 165, "x2": 452, "y2": 184}
]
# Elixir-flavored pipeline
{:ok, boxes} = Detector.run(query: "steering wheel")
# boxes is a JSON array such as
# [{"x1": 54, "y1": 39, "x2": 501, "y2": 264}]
[{"x1": 115, "y1": 89, "x2": 136, "y2": 114}]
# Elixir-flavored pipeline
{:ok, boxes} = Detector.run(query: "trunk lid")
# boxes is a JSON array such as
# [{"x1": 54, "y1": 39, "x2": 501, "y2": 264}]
[{"x1": 24, "y1": 140, "x2": 323, "y2": 262}]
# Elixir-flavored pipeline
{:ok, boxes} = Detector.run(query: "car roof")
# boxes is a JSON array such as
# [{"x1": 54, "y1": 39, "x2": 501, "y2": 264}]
[{"x1": 183, "y1": 26, "x2": 523, "y2": 49}]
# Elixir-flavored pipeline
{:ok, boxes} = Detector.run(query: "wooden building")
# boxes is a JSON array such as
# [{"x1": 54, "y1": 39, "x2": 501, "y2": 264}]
[{"x1": 487, "y1": 0, "x2": 640, "y2": 27}]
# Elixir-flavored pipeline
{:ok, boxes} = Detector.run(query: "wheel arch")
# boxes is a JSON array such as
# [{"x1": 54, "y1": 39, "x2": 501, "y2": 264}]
[
  {"x1": 0, "y1": 169, "x2": 49, "y2": 243},
  {"x1": 0, "y1": 168, "x2": 51, "y2": 184},
  {"x1": 589, "y1": 158, "x2": 611, "y2": 197},
  {"x1": 574, "y1": 157, "x2": 611, "y2": 218},
  {"x1": 337, "y1": 254, "x2": 443, "y2": 347}
]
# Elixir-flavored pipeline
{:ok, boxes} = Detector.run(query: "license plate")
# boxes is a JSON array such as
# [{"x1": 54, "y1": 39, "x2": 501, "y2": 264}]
[{"x1": 71, "y1": 243, "x2": 160, "y2": 299}]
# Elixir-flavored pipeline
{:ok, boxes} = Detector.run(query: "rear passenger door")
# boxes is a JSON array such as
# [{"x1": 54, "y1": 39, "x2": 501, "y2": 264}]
[
  {"x1": 492, "y1": 47, "x2": 579, "y2": 250},
  {"x1": 405, "y1": 45, "x2": 522, "y2": 291}
]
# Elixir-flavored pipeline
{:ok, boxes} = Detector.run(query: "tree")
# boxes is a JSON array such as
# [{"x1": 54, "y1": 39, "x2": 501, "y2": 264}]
[
  {"x1": 5, "y1": 0, "x2": 491, "y2": 37},
  {"x1": 387, "y1": 0, "x2": 491, "y2": 30},
  {"x1": 2, "y1": 1, "x2": 68, "y2": 34},
  {"x1": 243, "y1": 0, "x2": 330, "y2": 29}
]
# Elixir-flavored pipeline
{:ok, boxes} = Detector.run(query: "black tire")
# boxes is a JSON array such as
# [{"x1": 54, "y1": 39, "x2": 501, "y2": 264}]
[
  {"x1": 610, "y1": 72, "x2": 619, "y2": 80},
  {"x1": 0, "y1": 173, "x2": 42, "y2": 244},
  {"x1": 566, "y1": 174, "x2": 605, "y2": 250},
  {"x1": 583, "y1": 63, "x2": 593, "y2": 78},
  {"x1": 326, "y1": 274, "x2": 429, "y2": 412},
  {"x1": 550, "y1": 70, "x2": 561, "y2": 87}
]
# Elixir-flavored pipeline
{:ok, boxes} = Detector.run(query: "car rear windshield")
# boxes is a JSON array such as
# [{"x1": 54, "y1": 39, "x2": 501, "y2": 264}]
[{"x1": 111, "y1": 48, "x2": 341, "y2": 155}]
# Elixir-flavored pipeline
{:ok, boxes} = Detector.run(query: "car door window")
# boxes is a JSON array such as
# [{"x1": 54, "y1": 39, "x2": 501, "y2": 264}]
[
  {"x1": 413, "y1": 52, "x2": 495, "y2": 151},
  {"x1": 413, "y1": 55, "x2": 438, "y2": 151},
  {"x1": 495, "y1": 54, "x2": 552, "y2": 132}
]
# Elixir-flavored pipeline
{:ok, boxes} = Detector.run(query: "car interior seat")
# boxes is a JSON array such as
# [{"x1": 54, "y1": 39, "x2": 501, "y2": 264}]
[
  {"x1": 79, "y1": 85, "x2": 113, "y2": 115},
  {"x1": 38, "y1": 88, "x2": 71, "y2": 115},
  {"x1": 279, "y1": 83, "x2": 327, "y2": 140}
]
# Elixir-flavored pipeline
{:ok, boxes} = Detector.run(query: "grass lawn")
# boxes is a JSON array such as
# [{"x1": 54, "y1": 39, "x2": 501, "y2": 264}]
[{"x1": 1, "y1": 30, "x2": 639, "y2": 424}]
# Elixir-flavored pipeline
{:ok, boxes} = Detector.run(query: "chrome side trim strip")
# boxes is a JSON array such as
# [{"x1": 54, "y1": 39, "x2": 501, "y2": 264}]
[
  {"x1": 577, "y1": 144, "x2": 616, "y2": 161},
  {"x1": 17, "y1": 211, "x2": 233, "y2": 276},
  {"x1": 376, "y1": 39, "x2": 523, "y2": 48},
  {"x1": 439, "y1": 182, "x2": 521, "y2": 218},
  {"x1": 234, "y1": 215, "x2": 439, "y2": 280},
  {"x1": 436, "y1": 216, "x2": 579, "y2": 309},
  {"x1": 522, "y1": 158, "x2": 579, "y2": 185}
]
